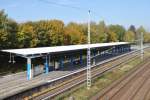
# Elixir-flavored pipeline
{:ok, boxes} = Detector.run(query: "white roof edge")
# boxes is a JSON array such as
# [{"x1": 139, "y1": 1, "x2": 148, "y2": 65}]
[{"x1": 1, "y1": 42, "x2": 130, "y2": 56}]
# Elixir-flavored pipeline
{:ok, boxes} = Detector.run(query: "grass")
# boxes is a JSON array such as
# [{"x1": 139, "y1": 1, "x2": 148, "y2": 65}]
[{"x1": 53, "y1": 52, "x2": 150, "y2": 100}]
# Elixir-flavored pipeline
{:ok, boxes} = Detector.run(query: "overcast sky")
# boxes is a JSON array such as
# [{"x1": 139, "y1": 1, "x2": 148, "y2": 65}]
[{"x1": 0, "y1": 0, "x2": 150, "y2": 30}]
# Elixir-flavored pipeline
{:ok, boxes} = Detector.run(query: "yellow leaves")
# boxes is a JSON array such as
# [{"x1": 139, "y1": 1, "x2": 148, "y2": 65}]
[
  {"x1": 143, "y1": 32, "x2": 150, "y2": 43},
  {"x1": 64, "y1": 23, "x2": 86, "y2": 45},
  {"x1": 107, "y1": 31, "x2": 118, "y2": 42},
  {"x1": 123, "y1": 31, "x2": 135, "y2": 42}
]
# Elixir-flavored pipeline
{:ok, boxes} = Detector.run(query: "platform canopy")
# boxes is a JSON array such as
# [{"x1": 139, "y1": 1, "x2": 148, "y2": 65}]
[{"x1": 2, "y1": 42, "x2": 129, "y2": 57}]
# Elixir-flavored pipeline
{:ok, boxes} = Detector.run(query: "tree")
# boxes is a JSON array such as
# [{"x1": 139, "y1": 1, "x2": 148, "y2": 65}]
[
  {"x1": 89, "y1": 21, "x2": 107, "y2": 43},
  {"x1": 108, "y1": 25, "x2": 126, "y2": 41},
  {"x1": 144, "y1": 33, "x2": 150, "y2": 43},
  {"x1": 107, "y1": 30, "x2": 118, "y2": 42},
  {"x1": 34, "y1": 21, "x2": 49, "y2": 47},
  {"x1": 48, "y1": 20, "x2": 65, "y2": 46},
  {"x1": 128, "y1": 25, "x2": 136, "y2": 33},
  {"x1": 17, "y1": 22, "x2": 38, "y2": 48},
  {"x1": 137, "y1": 26, "x2": 146, "y2": 34},
  {"x1": 0, "y1": 10, "x2": 18, "y2": 49},
  {"x1": 136, "y1": 26, "x2": 146, "y2": 44},
  {"x1": 35, "y1": 20, "x2": 65, "y2": 46},
  {"x1": 90, "y1": 21, "x2": 98, "y2": 43},
  {"x1": 7, "y1": 19, "x2": 18, "y2": 48},
  {"x1": 123, "y1": 31, "x2": 135, "y2": 42},
  {"x1": 64, "y1": 22, "x2": 86, "y2": 45},
  {"x1": 97, "y1": 21, "x2": 107, "y2": 43},
  {"x1": 0, "y1": 10, "x2": 9, "y2": 49}
]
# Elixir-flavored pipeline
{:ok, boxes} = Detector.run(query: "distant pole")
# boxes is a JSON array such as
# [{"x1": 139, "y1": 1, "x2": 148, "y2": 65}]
[
  {"x1": 141, "y1": 32, "x2": 144, "y2": 60},
  {"x1": 87, "y1": 10, "x2": 91, "y2": 89}
]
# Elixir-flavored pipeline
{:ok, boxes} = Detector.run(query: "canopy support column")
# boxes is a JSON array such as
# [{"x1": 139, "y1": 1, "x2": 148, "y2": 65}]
[
  {"x1": 45, "y1": 56, "x2": 49, "y2": 74},
  {"x1": 27, "y1": 58, "x2": 32, "y2": 80},
  {"x1": 80, "y1": 52, "x2": 83, "y2": 64},
  {"x1": 59, "y1": 56, "x2": 63, "y2": 68},
  {"x1": 70, "y1": 55, "x2": 74, "y2": 65},
  {"x1": 48, "y1": 55, "x2": 51, "y2": 71},
  {"x1": 93, "y1": 50, "x2": 96, "y2": 65}
]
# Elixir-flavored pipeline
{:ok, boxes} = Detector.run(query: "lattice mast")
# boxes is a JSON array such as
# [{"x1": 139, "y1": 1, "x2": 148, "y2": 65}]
[
  {"x1": 87, "y1": 10, "x2": 91, "y2": 89},
  {"x1": 140, "y1": 32, "x2": 144, "y2": 60}
]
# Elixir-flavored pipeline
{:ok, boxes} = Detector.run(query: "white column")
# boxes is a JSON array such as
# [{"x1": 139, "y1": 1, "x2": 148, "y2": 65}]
[{"x1": 27, "y1": 58, "x2": 32, "y2": 80}]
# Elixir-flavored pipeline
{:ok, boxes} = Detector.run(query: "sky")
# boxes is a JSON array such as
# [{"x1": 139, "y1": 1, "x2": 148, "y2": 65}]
[{"x1": 0, "y1": 0, "x2": 150, "y2": 30}]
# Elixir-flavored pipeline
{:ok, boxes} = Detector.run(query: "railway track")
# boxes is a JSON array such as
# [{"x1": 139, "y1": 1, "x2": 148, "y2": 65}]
[
  {"x1": 95, "y1": 57, "x2": 150, "y2": 100},
  {"x1": 4, "y1": 47, "x2": 150, "y2": 100},
  {"x1": 91, "y1": 54, "x2": 150, "y2": 100},
  {"x1": 25, "y1": 50, "x2": 143, "y2": 100}
]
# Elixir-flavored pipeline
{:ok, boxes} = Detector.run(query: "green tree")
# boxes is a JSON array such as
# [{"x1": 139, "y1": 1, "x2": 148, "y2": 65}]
[
  {"x1": 64, "y1": 22, "x2": 86, "y2": 44},
  {"x1": 123, "y1": 31, "x2": 135, "y2": 42},
  {"x1": 90, "y1": 21, "x2": 98, "y2": 43},
  {"x1": 90, "y1": 21, "x2": 107, "y2": 43},
  {"x1": 7, "y1": 19, "x2": 18, "y2": 48},
  {"x1": 0, "y1": 10, "x2": 18, "y2": 49},
  {"x1": 128, "y1": 25, "x2": 136, "y2": 33},
  {"x1": 35, "y1": 20, "x2": 65, "y2": 46},
  {"x1": 34, "y1": 21, "x2": 48, "y2": 47},
  {"x1": 97, "y1": 21, "x2": 107, "y2": 43},
  {"x1": 17, "y1": 22, "x2": 38, "y2": 48},
  {"x1": 48, "y1": 20, "x2": 65, "y2": 46},
  {"x1": 0, "y1": 10, "x2": 9, "y2": 49},
  {"x1": 107, "y1": 30, "x2": 118, "y2": 42},
  {"x1": 108, "y1": 25, "x2": 126, "y2": 41},
  {"x1": 136, "y1": 26, "x2": 146, "y2": 44},
  {"x1": 144, "y1": 33, "x2": 150, "y2": 43}
]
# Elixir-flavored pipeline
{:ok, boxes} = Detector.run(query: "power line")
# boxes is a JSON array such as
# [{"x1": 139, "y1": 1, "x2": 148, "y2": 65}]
[
  {"x1": 38, "y1": 0, "x2": 86, "y2": 11},
  {"x1": 38, "y1": 0, "x2": 104, "y2": 21}
]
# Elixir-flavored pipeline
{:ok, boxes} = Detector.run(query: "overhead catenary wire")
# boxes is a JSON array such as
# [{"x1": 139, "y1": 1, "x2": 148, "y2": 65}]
[
  {"x1": 38, "y1": 0, "x2": 86, "y2": 11},
  {"x1": 38, "y1": 0, "x2": 102, "y2": 19}
]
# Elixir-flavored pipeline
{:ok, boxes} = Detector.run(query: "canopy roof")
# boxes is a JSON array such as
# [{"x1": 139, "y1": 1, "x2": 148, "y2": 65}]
[{"x1": 2, "y1": 42, "x2": 129, "y2": 56}]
